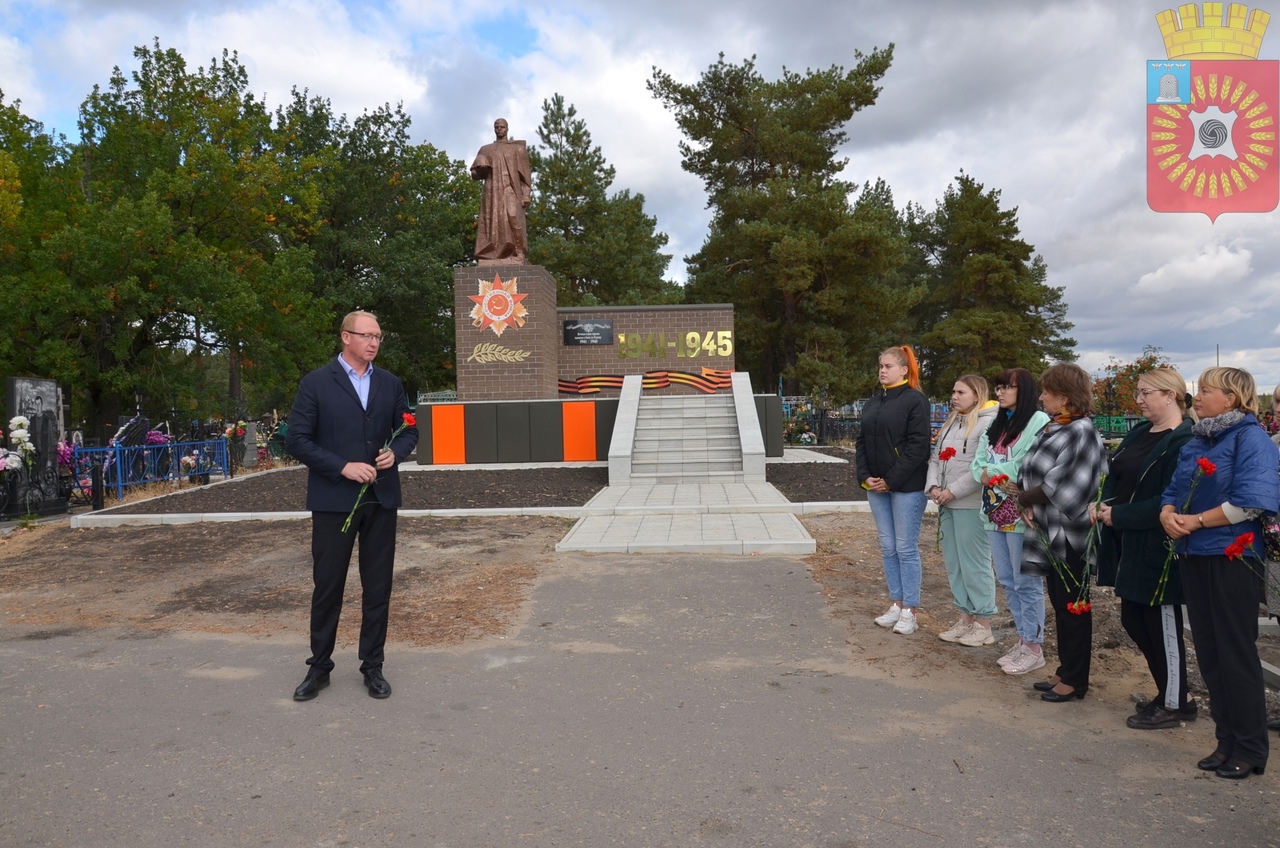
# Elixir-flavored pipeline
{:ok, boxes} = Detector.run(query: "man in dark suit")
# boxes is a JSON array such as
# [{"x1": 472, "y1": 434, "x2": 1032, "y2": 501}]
[{"x1": 285, "y1": 311, "x2": 418, "y2": 701}]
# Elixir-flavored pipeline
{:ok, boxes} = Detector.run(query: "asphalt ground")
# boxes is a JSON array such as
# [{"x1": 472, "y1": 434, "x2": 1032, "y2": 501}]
[{"x1": 3, "y1": 544, "x2": 1279, "y2": 847}]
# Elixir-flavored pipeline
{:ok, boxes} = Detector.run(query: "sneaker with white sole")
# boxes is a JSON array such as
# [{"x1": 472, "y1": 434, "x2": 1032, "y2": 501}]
[
  {"x1": 1003, "y1": 646, "x2": 1046, "y2": 675},
  {"x1": 892, "y1": 608, "x2": 918, "y2": 635},
  {"x1": 938, "y1": 620, "x2": 971, "y2": 642},
  {"x1": 874, "y1": 603, "x2": 902, "y2": 628},
  {"x1": 997, "y1": 641, "x2": 1026, "y2": 667},
  {"x1": 958, "y1": 623, "x2": 995, "y2": 646}
]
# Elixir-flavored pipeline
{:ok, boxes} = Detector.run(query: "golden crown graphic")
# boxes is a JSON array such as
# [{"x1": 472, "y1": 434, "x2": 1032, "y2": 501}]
[{"x1": 1158, "y1": 3, "x2": 1270, "y2": 59}]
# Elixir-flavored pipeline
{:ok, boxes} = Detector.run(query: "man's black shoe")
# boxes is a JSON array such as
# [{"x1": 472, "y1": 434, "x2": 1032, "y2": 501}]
[
  {"x1": 363, "y1": 668, "x2": 392, "y2": 699},
  {"x1": 293, "y1": 671, "x2": 330, "y2": 701}
]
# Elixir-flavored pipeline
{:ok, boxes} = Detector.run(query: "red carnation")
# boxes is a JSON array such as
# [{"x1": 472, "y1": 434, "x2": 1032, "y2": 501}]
[
  {"x1": 939, "y1": 447, "x2": 957, "y2": 461},
  {"x1": 1224, "y1": 531, "x2": 1255, "y2": 560},
  {"x1": 1197, "y1": 457, "x2": 1217, "y2": 475},
  {"x1": 403, "y1": 412, "x2": 417, "y2": 427}
]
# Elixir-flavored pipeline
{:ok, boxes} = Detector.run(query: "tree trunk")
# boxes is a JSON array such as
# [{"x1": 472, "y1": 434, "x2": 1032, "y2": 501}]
[{"x1": 228, "y1": 340, "x2": 245, "y2": 418}]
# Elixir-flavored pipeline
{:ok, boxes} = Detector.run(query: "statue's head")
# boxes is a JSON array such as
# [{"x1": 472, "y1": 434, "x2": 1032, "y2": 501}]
[{"x1": 494, "y1": 118, "x2": 509, "y2": 140}]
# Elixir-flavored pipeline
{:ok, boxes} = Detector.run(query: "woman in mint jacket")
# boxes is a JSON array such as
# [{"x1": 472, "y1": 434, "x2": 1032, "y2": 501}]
[
  {"x1": 970, "y1": 367, "x2": 1051, "y2": 676},
  {"x1": 927, "y1": 375, "x2": 1000, "y2": 646}
]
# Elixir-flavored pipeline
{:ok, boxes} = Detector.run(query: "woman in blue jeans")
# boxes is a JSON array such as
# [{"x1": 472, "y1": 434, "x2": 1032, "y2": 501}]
[
  {"x1": 855, "y1": 345, "x2": 932, "y2": 635},
  {"x1": 971, "y1": 368, "x2": 1050, "y2": 675}
]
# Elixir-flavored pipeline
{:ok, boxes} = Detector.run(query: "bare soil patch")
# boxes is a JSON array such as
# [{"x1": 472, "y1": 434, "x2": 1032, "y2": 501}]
[
  {"x1": 4, "y1": 457, "x2": 1277, "y2": 719},
  {"x1": 0, "y1": 516, "x2": 570, "y2": 647}
]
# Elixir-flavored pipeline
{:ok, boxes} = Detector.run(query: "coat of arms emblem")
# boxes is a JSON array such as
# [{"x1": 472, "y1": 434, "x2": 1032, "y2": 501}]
[{"x1": 1147, "y1": 4, "x2": 1279, "y2": 220}]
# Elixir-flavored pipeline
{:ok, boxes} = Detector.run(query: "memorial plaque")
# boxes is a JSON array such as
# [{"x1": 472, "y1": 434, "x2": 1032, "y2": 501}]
[{"x1": 563, "y1": 319, "x2": 613, "y2": 346}]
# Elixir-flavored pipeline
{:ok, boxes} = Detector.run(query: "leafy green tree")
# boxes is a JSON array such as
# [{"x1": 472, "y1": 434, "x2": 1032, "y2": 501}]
[
  {"x1": 910, "y1": 173, "x2": 1076, "y2": 395},
  {"x1": 0, "y1": 95, "x2": 89, "y2": 420},
  {"x1": 276, "y1": 93, "x2": 479, "y2": 395},
  {"x1": 527, "y1": 94, "x2": 676, "y2": 306},
  {"x1": 649, "y1": 52, "x2": 919, "y2": 401},
  {"x1": 56, "y1": 41, "x2": 332, "y2": 426}
]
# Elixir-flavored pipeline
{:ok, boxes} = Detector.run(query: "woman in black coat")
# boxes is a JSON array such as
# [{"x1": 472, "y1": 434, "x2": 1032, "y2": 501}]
[
  {"x1": 1093, "y1": 368, "x2": 1195, "y2": 729},
  {"x1": 856, "y1": 345, "x2": 932, "y2": 636}
]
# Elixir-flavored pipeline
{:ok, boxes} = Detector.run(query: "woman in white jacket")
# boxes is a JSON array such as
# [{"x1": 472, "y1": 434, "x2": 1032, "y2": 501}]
[{"x1": 927, "y1": 375, "x2": 1000, "y2": 646}]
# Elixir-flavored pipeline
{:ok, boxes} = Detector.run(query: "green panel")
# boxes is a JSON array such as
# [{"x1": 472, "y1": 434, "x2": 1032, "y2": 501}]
[
  {"x1": 529, "y1": 402, "x2": 565, "y2": 462},
  {"x1": 594, "y1": 399, "x2": 618, "y2": 458},
  {"x1": 417, "y1": 405, "x2": 434, "y2": 464},
  {"x1": 496, "y1": 403, "x2": 532, "y2": 462},
  {"x1": 464, "y1": 403, "x2": 498, "y2": 464},
  {"x1": 755, "y1": 395, "x2": 784, "y2": 457}
]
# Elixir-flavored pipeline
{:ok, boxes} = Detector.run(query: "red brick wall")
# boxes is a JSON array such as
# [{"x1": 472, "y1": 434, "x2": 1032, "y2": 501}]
[
  {"x1": 454, "y1": 265, "x2": 559, "y2": 401},
  {"x1": 454, "y1": 265, "x2": 735, "y2": 400},
  {"x1": 558, "y1": 305, "x2": 735, "y2": 397}
]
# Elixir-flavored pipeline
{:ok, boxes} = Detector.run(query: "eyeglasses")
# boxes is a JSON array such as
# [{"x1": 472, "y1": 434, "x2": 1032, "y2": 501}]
[
  {"x1": 1135, "y1": 388, "x2": 1166, "y2": 399},
  {"x1": 994, "y1": 384, "x2": 1018, "y2": 392},
  {"x1": 344, "y1": 331, "x2": 383, "y2": 343}
]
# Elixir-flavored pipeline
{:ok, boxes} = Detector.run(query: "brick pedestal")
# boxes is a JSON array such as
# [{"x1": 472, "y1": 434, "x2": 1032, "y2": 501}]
[{"x1": 454, "y1": 265, "x2": 559, "y2": 401}]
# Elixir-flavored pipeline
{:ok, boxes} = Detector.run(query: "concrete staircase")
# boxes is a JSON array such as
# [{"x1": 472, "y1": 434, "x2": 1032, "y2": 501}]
[
  {"x1": 567, "y1": 373, "x2": 812, "y2": 553},
  {"x1": 607, "y1": 372, "x2": 767, "y2": 487},
  {"x1": 629, "y1": 394, "x2": 744, "y2": 484}
]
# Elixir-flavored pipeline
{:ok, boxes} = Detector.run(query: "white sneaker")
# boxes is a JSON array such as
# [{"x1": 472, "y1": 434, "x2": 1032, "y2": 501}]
[
  {"x1": 958, "y1": 623, "x2": 995, "y2": 647},
  {"x1": 892, "y1": 609, "x2": 918, "y2": 635},
  {"x1": 1003, "y1": 646, "x2": 1047, "y2": 675},
  {"x1": 874, "y1": 603, "x2": 902, "y2": 628},
  {"x1": 939, "y1": 620, "x2": 970, "y2": 642},
  {"x1": 997, "y1": 642, "x2": 1026, "y2": 667}
]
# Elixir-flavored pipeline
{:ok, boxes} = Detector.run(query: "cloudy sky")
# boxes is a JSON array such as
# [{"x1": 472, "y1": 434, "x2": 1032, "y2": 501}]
[{"x1": 3, "y1": 0, "x2": 1280, "y2": 391}]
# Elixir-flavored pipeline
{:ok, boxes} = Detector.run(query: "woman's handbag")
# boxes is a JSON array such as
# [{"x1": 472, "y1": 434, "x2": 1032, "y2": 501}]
[
  {"x1": 1263, "y1": 513, "x2": 1280, "y2": 618},
  {"x1": 981, "y1": 486, "x2": 1021, "y2": 529},
  {"x1": 1262, "y1": 513, "x2": 1280, "y2": 563}
]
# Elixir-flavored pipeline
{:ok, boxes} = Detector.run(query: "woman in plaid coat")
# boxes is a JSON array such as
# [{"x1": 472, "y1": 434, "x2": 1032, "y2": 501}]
[{"x1": 1015, "y1": 364, "x2": 1107, "y2": 703}]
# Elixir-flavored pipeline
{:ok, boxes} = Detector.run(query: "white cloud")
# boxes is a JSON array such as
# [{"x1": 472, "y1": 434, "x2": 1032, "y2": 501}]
[
  {"x1": 1183, "y1": 306, "x2": 1250, "y2": 331},
  {"x1": 6, "y1": 0, "x2": 1280, "y2": 388},
  {"x1": 0, "y1": 33, "x2": 40, "y2": 113},
  {"x1": 1133, "y1": 242, "x2": 1253, "y2": 295}
]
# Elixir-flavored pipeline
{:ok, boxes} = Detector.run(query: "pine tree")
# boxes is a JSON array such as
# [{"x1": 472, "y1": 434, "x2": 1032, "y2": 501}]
[
  {"x1": 911, "y1": 173, "x2": 1076, "y2": 395},
  {"x1": 649, "y1": 52, "x2": 921, "y2": 401},
  {"x1": 527, "y1": 94, "x2": 675, "y2": 306}
]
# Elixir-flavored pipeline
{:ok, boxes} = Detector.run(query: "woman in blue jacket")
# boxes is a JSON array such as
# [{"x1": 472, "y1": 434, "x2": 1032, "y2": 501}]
[{"x1": 1160, "y1": 367, "x2": 1280, "y2": 780}]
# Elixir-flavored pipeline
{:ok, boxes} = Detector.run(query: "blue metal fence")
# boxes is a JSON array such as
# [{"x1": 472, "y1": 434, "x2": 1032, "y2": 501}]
[{"x1": 72, "y1": 439, "x2": 230, "y2": 501}]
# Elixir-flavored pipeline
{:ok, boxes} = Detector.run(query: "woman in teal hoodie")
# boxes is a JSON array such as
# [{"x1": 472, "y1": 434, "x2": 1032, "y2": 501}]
[{"x1": 971, "y1": 367, "x2": 1050, "y2": 676}]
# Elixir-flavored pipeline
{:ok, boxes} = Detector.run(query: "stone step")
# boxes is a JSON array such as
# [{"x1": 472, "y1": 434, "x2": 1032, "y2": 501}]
[
  {"x1": 632, "y1": 434, "x2": 740, "y2": 447},
  {"x1": 631, "y1": 447, "x2": 742, "y2": 461},
  {"x1": 628, "y1": 470, "x2": 747, "y2": 485},
  {"x1": 634, "y1": 413, "x2": 737, "y2": 426}
]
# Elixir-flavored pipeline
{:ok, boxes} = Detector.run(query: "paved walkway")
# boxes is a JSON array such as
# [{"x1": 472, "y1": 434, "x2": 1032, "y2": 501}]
[{"x1": 557, "y1": 482, "x2": 815, "y2": 554}]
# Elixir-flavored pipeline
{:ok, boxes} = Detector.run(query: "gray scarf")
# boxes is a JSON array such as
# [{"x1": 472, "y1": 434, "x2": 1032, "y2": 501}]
[{"x1": 1191, "y1": 409, "x2": 1246, "y2": 439}]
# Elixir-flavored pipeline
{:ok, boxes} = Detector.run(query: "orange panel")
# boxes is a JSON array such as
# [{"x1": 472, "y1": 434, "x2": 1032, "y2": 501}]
[
  {"x1": 431, "y1": 405, "x2": 466, "y2": 464},
  {"x1": 562, "y1": 401, "x2": 596, "y2": 462}
]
